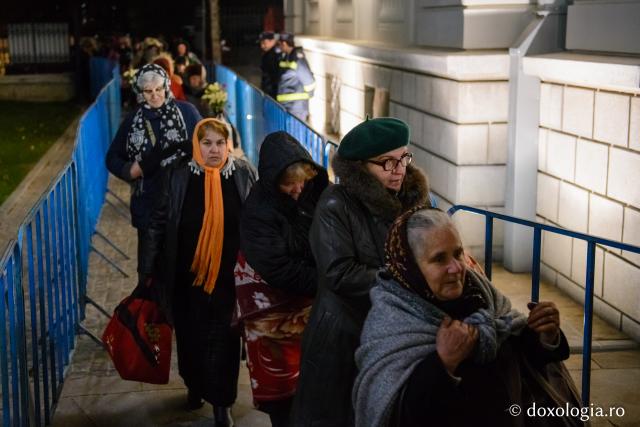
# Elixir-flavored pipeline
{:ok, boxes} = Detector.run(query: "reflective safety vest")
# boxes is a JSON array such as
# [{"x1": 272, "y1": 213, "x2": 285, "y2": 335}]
[{"x1": 277, "y1": 47, "x2": 316, "y2": 104}]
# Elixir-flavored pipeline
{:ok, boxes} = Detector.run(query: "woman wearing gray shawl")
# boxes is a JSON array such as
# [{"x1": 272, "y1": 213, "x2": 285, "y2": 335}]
[{"x1": 353, "y1": 208, "x2": 582, "y2": 427}]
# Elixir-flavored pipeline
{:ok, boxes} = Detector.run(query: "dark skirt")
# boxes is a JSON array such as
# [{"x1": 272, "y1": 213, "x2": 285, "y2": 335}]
[{"x1": 172, "y1": 275, "x2": 240, "y2": 406}]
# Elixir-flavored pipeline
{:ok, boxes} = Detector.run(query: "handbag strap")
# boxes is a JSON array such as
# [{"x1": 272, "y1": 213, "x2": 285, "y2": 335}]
[{"x1": 115, "y1": 298, "x2": 159, "y2": 366}]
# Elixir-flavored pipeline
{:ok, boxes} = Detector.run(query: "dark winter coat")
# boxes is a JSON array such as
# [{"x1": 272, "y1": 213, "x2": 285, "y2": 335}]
[
  {"x1": 290, "y1": 154, "x2": 430, "y2": 427},
  {"x1": 105, "y1": 100, "x2": 202, "y2": 229},
  {"x1": 261, "y1": 45, "x2": 282, "y2": 99},
  {"x1": 241, "y1": 131, "x2": 329, "y2": 297},
  {"x1": 138, "y1": 156, "x2": 257, "y2": 323}
]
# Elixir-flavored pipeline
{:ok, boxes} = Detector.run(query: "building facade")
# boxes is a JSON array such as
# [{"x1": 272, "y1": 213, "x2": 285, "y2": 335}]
[{"x1": 283, "y1": 0, "x2": 640, "y2": 340}]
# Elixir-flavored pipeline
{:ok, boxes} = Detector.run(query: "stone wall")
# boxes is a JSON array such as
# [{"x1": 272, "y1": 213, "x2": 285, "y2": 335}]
[
  {"x1": 525, "y1": 53, "x2": 640, "y2": 341},
  {"x1": 300, "y1": 36, "x2": 511, "y2": 259},
  {"x1": 0, "y1": 73, "x2": 75, "y2": 102}
]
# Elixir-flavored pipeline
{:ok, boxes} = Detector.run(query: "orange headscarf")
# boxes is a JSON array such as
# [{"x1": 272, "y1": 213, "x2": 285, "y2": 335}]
[{"x1": 190, "y1": 118, "x2": 230, "y2": 294}]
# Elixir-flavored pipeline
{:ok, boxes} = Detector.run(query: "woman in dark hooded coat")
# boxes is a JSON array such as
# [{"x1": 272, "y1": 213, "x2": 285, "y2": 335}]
[
  {"x1": 290, "y1": 117, "x2": 430, "y2": 426},
  {"x1": 239, "y1": 131, "x2": 329, "y2": 427}
]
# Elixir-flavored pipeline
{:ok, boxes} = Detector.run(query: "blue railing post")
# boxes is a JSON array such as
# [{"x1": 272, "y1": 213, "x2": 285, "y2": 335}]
[
  {"x1": 531, "y1": 228, "x2": 541, "y2": 302},
  {"x1": 484, "y1": 217, "x2": 493, "y2": 280},
  {"x1": 582, "y1": 241, "x2": 597, "y2": 406}
]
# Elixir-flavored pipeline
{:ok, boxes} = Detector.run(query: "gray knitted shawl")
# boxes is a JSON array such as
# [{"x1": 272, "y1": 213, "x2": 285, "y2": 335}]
[{"x1": 352, "y1": 269, "x2": 528, "y2": 427}]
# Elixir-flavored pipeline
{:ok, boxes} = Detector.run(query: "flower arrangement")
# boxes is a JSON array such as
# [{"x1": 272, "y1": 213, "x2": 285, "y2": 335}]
[
  {"x1": 123, "y1": 68, "x2": 138, "y2": 87},
  {"x1": 201, "y1": 82, "x2": 228, "y2": 116}
]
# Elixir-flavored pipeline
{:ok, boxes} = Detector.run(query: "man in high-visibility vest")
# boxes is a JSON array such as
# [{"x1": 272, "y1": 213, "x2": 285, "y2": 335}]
[{"x1": 276, "y1": 32, "x2": 316, "y2": 121}]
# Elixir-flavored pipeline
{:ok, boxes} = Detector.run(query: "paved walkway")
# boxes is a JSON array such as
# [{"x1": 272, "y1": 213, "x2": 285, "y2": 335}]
[{"x1": 51, "y1": 177, "x2": 639, "y2": 427}]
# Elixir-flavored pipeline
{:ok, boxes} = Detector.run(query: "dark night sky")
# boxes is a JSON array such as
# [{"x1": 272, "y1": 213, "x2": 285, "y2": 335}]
[{"x1": 3, "y1": 0, "x2": 279, "y2": 38}]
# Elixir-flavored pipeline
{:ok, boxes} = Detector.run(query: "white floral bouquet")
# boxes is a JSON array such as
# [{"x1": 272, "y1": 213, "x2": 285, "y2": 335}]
[{"x1": 201, "y1": 82, "x2": 228, "y2": 115}]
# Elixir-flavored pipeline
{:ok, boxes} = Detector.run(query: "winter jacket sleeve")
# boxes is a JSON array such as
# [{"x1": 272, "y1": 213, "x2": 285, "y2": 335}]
[
  {"x1": 241, "y1": 196, "x2": 317, "y2": 297},
  {"x1": 106, "y1": 111, "x2": 137, "y2": 181},
  {"x1": 296, "y1": 54, "x2": 316, "y2": 97},
  {"x1": 310, "y1": 190, "x2": 379, "y2": 306},
  {"x1": 176, "y1": 100, "x2": 203, "y2": 141}
]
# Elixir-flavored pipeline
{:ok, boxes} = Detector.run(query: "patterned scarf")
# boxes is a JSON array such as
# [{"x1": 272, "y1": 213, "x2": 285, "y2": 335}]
[
  {"x1": 384, "y1": 206, "x2": 487, "y2": 319},
  {"x1": 126, "y1": 64, "x2": 188, "y2": 161},
  {"x1": 188, "y1": 118, "x2": 231, "y2": 294}
]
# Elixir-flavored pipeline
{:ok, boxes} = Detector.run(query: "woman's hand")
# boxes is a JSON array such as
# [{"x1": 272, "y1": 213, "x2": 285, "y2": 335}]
[
  {"x1": 527, "y1": 301, "x2": 560, "y2": 345},
  {"x1": 436, "y1": 316, "x2": 479, "y2": 375},
  {"x1": 130, "y1": 161, "x2": 143, "y2": 179}
]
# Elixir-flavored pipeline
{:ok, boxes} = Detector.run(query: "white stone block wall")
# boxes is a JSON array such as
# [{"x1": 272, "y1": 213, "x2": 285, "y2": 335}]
[
  {"x1": 300, "y1": 38, "x2": 511, "y2": 260},
  {"x1": 536, "y1": 78, "x2": 640, "y2": 341}
]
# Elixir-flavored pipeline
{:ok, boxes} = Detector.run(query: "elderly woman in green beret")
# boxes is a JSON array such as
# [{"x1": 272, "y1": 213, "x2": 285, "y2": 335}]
[{"x1": 290, "y1": 117, "x2": 430, "y2": 426}]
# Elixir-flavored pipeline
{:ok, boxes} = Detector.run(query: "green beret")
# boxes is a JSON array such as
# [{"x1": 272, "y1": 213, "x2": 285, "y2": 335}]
[{"x1": 337, "y1": 117, "x2": 410, "y2": 160}]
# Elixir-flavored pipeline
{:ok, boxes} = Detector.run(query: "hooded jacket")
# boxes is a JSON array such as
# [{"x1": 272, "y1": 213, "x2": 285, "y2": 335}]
[
  {"x1": 240, "y1": 131, "x2": 329, "y2": 297},
  {"x1": 291, "y1": 153, "x2": 429, "y2": 427}
]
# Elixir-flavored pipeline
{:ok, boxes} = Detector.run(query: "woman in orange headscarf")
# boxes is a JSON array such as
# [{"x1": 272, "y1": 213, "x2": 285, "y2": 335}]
[{"x1": 140, "y1": 118, "x2": 257, "y2": 426}]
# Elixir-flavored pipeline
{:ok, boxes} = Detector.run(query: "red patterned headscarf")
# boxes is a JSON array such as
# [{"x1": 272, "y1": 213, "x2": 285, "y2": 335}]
[{"x1": 384, "y1": 206, "x2": 488, "y2": 318}]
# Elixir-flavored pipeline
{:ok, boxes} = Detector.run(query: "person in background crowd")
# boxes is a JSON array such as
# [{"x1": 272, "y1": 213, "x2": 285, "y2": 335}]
[
  {"x1": 276, "y1": 33, "x2": 315, "y2": 122},
  {"x1": 183, "y1": 63, "x2": 212, "y2": 117},
  {"x1": 153, "y1": 55, "x2": 186, "y2": 101},
  {"x1": 290, "y1": 117, "x2": 430, "y2": 426},
  {"x1": 106, "y1": 64, "x2": 201, "y2": 272},
  {"x1": 77, "y1": 36, "x2": 97, "y2": 103},
  {"x1": 174, "y1": 55, "x2": 188, "y2": 78},
  {"x1": 240, "y1": 131, "x2": 329, "y2": 427},
  {"x1": 174, "y1": 39, "x2": 201, "y2": 66},
  {"x1": 133, "y1": 37, "x2": 164, "y2": 67},
  {"x1": 258, "y1": 31, "x2": 282, "y2": 100},
  {"x1": 116, "y1": 34, "x2": 133, "y2": 71},
  {"x1": 140, "y1": 118, "x2": 257, "y2": 427},
  {"x1": 353, "y1": 208, "x2": 582, "y2": 427}
]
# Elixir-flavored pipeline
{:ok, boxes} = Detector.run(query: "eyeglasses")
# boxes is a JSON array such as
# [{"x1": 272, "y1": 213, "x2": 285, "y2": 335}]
[{"x1": 366, "y1": 152, "x2": 412, "y2": 171}]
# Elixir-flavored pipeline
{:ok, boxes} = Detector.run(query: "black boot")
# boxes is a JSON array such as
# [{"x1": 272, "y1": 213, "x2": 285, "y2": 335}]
[{"x1": 213, "y1": 406, "x2": 234, "y2": 427}]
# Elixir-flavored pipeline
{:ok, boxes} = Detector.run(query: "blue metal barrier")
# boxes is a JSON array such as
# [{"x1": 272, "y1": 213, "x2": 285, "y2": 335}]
[
  {"x1": 215, "y1": 65, "x2": 238, "y2": 127},
  {"x1": 0, "y1": 61, "x2": 120, "y2": 426},
  {"x1": 448, "y1": 205, "x2": 640, "y2": 407},
  {"x1": 213, "y1": 65, "x2": 338, "y2": 170}
]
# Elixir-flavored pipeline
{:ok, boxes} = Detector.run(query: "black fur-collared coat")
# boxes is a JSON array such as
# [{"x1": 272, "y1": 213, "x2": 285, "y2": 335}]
[{"x1": 290, "y1": 153, "x2": 430, "y2": 427}]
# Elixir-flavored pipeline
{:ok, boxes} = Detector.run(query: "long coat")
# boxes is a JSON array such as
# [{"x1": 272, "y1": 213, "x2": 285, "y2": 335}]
[
  {"x1": 290, "y1": 154, "x2": 430, "y2": 427},
  {"x1": 139, "y1": 156, "x2": 257, "y2": 323}
]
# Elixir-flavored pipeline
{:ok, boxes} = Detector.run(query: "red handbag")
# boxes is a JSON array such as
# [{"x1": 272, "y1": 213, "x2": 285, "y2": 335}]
[{"x1": 102, "y1": 282, "x2": 172, "y2": 384}]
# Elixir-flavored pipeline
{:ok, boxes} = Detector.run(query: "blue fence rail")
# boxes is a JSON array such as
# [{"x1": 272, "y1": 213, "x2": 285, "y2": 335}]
[
  {"x1": 448, "y1": 205, "x2": 640, "y2": 407},
  {"x1": 0, "y1": 59, "x2": 120, "y2": 426},
  {"x1": 212, "y1": 64, "x2": 338, "y2": 168}
]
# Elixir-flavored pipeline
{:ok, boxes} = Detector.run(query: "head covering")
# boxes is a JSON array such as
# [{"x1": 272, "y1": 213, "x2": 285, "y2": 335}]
[
  {"x1": 279, "y1": 32, "x2": 295, "y2": 45},
  {"x1": 258, "y1": 31, "x2": 278, "y2": 41},
  {"x1": 385, "y1": 206, "x2": 487, "y2": 319},
  {"x1": 132, "y1": 63, "x2": 173, "y2": 105},
  {"x1": 184, "y1": 63, "x2": 204, "y2": 80},
  {"x1": 126, "y1": 64, "x2": 188, "y2": 163},
  {"x1": 152, "y1": 56, "x2": 173, "y2": 77},
  {"x1": 189, "y1": 118, "x2": 230, "y2": 294},
  {"x1": 337, "y1": 117, "x2": 410, "y2": 160}
]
